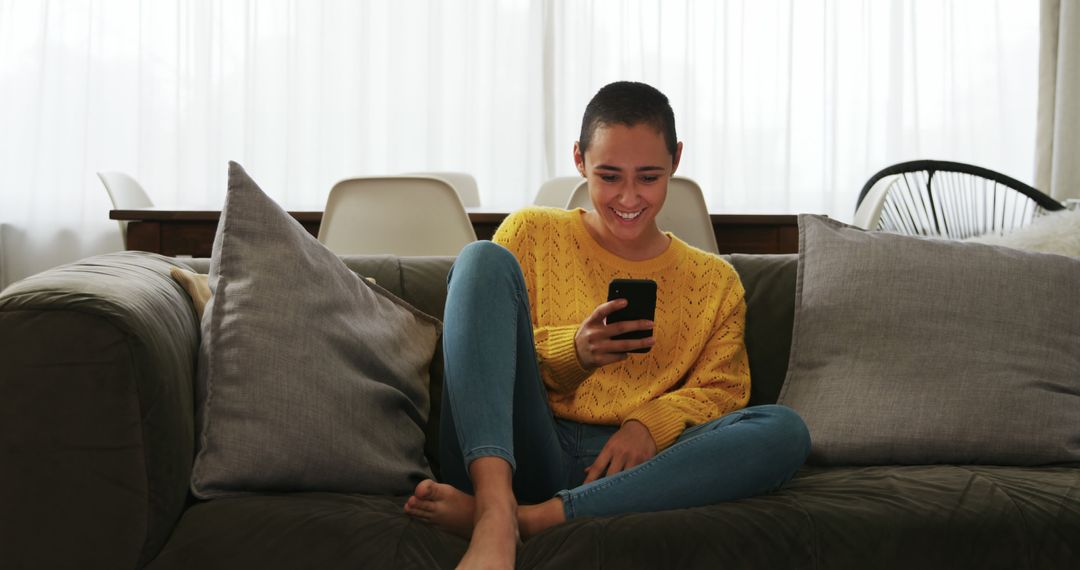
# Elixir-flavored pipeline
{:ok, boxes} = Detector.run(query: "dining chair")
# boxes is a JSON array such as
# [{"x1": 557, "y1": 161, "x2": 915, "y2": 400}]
[
  {"x1": 97, "y1": 171, "x2": 154, "y2": 248},
  {"x1": 318, "y1": 176, "x2": 477, "y2": 256},
  {"x1": 565, "y1": 175, "x2": 719, "y2": 254},
  {"x1": 533, "y1": 176, "x2": 585, "y2": 207},
  {"x1": 853, "y1": 159, "x2": 1065, "y2": 239},
  {"x1": 406, "y1": 171, "x2": 481, "y2": 207}
]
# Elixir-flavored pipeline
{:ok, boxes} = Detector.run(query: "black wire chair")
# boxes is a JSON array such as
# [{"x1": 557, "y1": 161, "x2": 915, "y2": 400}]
[{"x1": 853, "y1": 160, "x2": 1065, "y2": 239}]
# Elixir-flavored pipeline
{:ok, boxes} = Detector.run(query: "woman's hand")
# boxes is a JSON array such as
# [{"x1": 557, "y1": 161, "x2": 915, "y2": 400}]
[
  {"x1": 574, "y1": 299, "x2": 654, "y2": 369},
  {"x1": 583, "y1": 420, "x2": 658, "y2": 483}
]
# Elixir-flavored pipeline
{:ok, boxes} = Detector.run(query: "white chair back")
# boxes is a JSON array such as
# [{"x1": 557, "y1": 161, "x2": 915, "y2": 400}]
[
  {"x1": 98, "y1": 171, "x2": 154, "y2": 247},
  {"x1": 407, "y1": 171, "x2": 481, "y2": 207},
  {"x1": 534, "y1": 176, "x2": 584, "y2": 207},
  {"x1": 318, "y1": 176, "x2": 477, "y2": 256},
  {"x1": 852, "y1": 174, "x2": 898, "y2": 230},
  {"x1": 566, "y1": 176, "x2": 719, "y2": 254}
]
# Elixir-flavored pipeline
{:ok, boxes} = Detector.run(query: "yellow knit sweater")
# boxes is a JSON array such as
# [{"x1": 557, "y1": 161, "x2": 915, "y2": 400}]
[{"x1": 493, "y1": 207, "x2": 751, "y2": 451}]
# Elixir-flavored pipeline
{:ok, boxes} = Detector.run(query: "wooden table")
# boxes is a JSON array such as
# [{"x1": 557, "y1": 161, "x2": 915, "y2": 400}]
[{"x1": 110, "y1": 208, "x2": 799, "y2": 257}]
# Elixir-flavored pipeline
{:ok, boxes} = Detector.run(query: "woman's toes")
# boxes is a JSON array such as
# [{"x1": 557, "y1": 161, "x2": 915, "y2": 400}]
[
  {"x1": 405, "y1": 496, "x2": 431, "y2": 514},
  {"x1": 415, "y1": 479, "x2": 437, "y2": 500},
  {"x1": 409, "y1": 507, "x2": 433, "y2": 520}
]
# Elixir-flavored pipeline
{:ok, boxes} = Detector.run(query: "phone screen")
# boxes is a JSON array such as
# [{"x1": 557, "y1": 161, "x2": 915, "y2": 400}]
[{"x1": 606, "y1": 278, "x2": 657, "y2": 353}]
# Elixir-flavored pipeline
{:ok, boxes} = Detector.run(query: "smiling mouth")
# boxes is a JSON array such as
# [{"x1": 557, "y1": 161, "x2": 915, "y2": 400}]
[{"x1": 611, "y1": 207, "x2": 645, "y2": 222}]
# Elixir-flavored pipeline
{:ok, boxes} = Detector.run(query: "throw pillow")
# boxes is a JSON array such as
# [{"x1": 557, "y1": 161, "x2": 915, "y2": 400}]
[
  {"x1": 170, "y1": 267, "x2": 211, "y2": 320},
  {"x1": 966, "y1": 209, "x2": 1080, "y2": 257},
  {"x1": 170, "y1": 267, "x2": 377, "y2": 322},
  {"x1": 777, "y1": 215, "x2": 1080, "y2": 466},
  {"x1": 190, "y1": 162, "x2": 440, "y2": 498}
]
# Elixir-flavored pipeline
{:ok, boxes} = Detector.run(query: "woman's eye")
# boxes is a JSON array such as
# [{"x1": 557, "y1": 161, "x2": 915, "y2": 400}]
[
  {"x1": 641, "y1": 176, "x2": 659, "y2": 183},
  {"x1": 600, "y1": 174, "x2": 619, "y2": 183}
]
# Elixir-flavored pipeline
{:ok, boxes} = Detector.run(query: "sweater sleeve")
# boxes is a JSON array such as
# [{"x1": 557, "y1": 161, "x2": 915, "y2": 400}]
[
  {"x1": 533, "y1": 324, "x2": 592, "y2": 393},
  {"x1": 492, "y1": 209, "x2": 593, "y2": 394},
  {"x1": 622, "y1": 277, "x2": 752, "y2": 451}
]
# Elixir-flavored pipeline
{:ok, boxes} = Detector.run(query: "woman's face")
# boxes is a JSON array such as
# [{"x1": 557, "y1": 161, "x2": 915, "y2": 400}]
[{"x1": 575, "y1": 123, "x2": 682, "y2": 249}]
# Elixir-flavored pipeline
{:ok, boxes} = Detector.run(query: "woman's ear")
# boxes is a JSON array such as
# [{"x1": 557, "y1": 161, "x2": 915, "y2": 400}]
[
  {"x1": 573, "y1": 141, "x2": 587, "y2": 177},
  {"x1": 671, "y1": 141, "x2": 684, "y2": 174}
]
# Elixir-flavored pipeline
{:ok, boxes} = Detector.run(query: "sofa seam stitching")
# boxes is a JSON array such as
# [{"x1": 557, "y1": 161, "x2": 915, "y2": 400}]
[
  {"x1": 121, "y1": 334, "x2": 156, "y2": 569},
  {"x1": 783, "y1": 490, "x2": 822, "y2": 570},
  {"x1": 1040, "y1": 468, "x2": 1080, "y2": 559},
  {"x1": 962, "y1": 466, "x2": 1035, "y2": 566}
]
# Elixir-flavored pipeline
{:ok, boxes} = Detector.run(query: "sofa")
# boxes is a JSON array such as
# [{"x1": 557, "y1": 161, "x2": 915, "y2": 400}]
[{"x1": 2, "y1": 248, "x2": 1078, "y2": 570}]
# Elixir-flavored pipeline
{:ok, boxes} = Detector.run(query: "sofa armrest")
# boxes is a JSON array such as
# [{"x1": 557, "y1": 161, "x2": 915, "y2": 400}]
[{"x1": 0, "y1": 252, "x2": 200, "y2": 569}]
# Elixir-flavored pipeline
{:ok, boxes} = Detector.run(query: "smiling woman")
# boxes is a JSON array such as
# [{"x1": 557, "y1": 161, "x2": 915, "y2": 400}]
[
  {"x1": 0, "y1": 1, "x2": 1040, "y2": 289},
  {"x1": 576, "y1": 122, "x2": 680, "y2": 260},
  {"x1": 404, "y1": 81, "x2": 812, "y2": 569}
]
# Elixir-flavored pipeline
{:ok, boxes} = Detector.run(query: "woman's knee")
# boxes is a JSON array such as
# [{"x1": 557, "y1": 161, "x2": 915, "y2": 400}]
[
  {"x1": 452, "y1": 241, "x2": 521, "y2": 281},
  {"x1": 755, "y1": 405, "x2": 812, "y2": 460},
  {"x1": 456, "y1": 240, "x2": 515, "y2": 268}
]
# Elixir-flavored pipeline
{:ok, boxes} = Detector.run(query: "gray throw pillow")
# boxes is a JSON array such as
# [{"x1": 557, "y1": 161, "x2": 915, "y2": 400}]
[
  {"x1": 777, "y1": 215, "x2": 1080, "y2": 466},
  {"x1": 190, "y1": 162, "x2": 440, "y2": 498}
]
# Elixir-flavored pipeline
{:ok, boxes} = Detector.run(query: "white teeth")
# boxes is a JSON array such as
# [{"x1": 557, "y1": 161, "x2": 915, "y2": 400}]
[{"x1": 612, "y1": 208, "x2": 643, "y2": 220}]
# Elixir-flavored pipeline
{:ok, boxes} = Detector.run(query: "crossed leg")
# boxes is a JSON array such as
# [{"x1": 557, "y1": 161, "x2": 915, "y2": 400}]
[
  {"x1": 405, "y1": 461, "x2": 565, "y2": 542},
  {"x1": 405, "y1": 242, "x2": 570, "y2": 569}
]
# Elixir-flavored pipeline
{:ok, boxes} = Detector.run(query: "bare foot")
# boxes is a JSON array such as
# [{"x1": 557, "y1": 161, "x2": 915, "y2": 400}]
[
  {"x1": 517, "y1": 498, "x2": 566, "y2": 539},
  {"x1": 457, "y1": 496, "x2": 518, "y2": 570},
  {"x1": 403, "y1": 458, "x2": 523, "y2": 567},
  {"x1": 404, "y1": 479, "x2": 477, "y2": 538},
  {"x1": 405, "y1": 479, "x2": 568, "y2": 543}
]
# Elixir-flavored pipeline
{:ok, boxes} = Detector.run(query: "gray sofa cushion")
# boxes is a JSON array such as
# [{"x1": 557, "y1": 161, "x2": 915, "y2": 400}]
[
  {"x1": 778, "y1": 215, "x2": 1080, "y2": 465},
  {"x1": 190, "y1": 162, "x2": 441, "y2": 498}
]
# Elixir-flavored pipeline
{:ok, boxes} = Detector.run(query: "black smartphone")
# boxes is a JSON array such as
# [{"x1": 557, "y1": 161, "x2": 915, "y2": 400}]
[{"x1": 606, "y1": 278, "x2": 657, "y2": 353}]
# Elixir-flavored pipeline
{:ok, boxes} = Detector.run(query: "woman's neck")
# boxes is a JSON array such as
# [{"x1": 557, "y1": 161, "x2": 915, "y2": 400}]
[{"x1": 581, "y1": 210, "x2": 671, "y2": 261}]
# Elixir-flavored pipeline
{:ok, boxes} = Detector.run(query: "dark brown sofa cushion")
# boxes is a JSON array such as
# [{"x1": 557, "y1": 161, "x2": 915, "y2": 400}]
[
  {"x1": 0, "y1": 252, "x2": 200, "y2": 568},
  {"x1": 147, "y1": 465, "x2": 1080, "y2": 569},
  {"x1": 147, "y1": 493, "x2": 467, "y2": 569}
]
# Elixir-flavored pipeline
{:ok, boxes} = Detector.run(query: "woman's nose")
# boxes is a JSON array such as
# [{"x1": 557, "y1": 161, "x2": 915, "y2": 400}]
[{"x1": 615, "y1": 184, "x2": 641, "y2": 205}]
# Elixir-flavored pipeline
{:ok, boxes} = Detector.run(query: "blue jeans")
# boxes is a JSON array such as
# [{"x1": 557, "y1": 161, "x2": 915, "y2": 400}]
[{"x1": 439, "y1": 241, "x2": 811, "y2": 519}]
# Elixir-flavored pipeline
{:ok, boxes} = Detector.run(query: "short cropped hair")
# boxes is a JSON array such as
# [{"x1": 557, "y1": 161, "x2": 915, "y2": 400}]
[{"x1": 578, "y1": 81, "x2": 678, "y2": 160}]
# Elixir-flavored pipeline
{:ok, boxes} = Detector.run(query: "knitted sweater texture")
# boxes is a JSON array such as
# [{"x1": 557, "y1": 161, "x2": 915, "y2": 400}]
[{"x1": 492, "y1": 207, "x2": 751, "y2": 451}]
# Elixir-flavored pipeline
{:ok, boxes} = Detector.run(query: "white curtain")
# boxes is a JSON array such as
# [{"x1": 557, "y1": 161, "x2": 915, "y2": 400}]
[
  {"x1": 0, "y1": 0, "x2": 1039, "y2": 288},
  {"x1": 1036, "y1": 0, "x2": 1080, "y2": 201},
  {"x1": 547, "y1": 0, "x2": 1039, "y2": 215}
]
